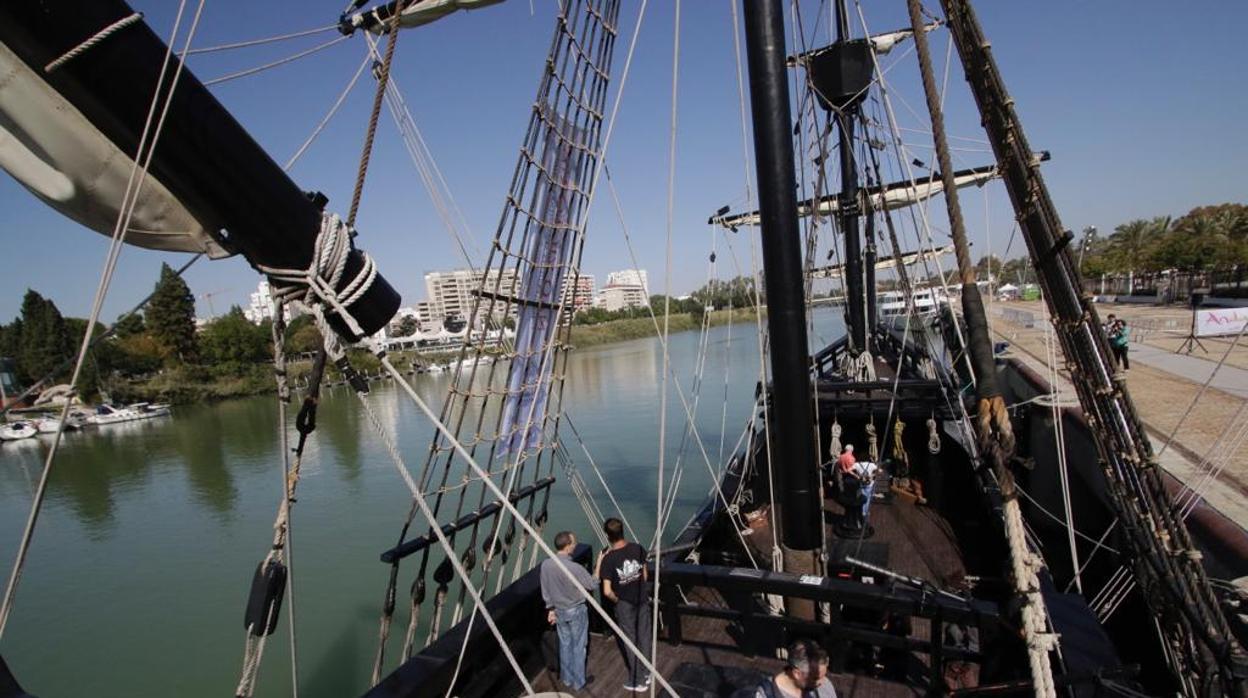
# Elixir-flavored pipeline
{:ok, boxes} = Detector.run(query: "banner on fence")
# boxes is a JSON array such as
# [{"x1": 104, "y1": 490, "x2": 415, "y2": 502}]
[{"x1": 1196, "y1": 308, "x2": 1248, "y2": 337}]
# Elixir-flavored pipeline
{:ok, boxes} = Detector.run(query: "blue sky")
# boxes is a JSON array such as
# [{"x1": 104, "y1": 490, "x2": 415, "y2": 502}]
[{"x1": 2, "y1": 0, "x2": 1246, "y2": 323}]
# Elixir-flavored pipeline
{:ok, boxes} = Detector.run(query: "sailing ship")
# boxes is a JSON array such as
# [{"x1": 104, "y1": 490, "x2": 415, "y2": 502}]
[{"x1": 0, "y1": 1, "x2": 1245, "y2": 697}]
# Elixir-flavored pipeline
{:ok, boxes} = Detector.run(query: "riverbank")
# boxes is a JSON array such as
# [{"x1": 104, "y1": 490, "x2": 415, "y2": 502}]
[
  {"x1": 991, "y1": 299, "x2": 1248, "y2": 529},
  {"x1": 107, "y1": 308, "x2": 763, "y2": 404}
]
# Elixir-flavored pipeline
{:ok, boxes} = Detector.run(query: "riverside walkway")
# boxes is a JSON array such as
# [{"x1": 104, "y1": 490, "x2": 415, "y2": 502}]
[{"x1": 990, "y1": 300, "x2": 1248, "y2": 532}]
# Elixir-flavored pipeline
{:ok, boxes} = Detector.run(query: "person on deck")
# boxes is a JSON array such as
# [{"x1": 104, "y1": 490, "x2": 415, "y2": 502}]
[
  {"x1": 850, "y1": 460, "x2": 880, "y2": 520},
  {"x1": 1109, "y1": 316, "x2": 1130, "y2": 371},
  {"x1": 755, "y1": 640, "x2": 838, "y2": 698},
  {"x1": 540, "y1": 531, "x2": 597, "y2": 691},
  {"x1": 836, "y1": 444, "x2": 856, "y2": 473},
  {"x1": 596, "y1": 518, "x2": 653, "y2": 693}
]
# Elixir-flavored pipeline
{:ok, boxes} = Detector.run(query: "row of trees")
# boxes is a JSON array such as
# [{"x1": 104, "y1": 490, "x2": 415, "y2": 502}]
[
  {"x1": 1078, "y1": 204, "x2": 1248, "y2": 275},
  {"x1": 0, "y1": 264, "x2": 327, "y2": 397},
  {"x1": 968, "y1": 203, "x2": 1246, "y2": 287}
]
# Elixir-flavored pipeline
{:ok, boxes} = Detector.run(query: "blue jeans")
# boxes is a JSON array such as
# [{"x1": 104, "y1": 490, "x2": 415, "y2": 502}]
[{"x1": 555, "y1": 603, "x2": 589, "y2": 689}]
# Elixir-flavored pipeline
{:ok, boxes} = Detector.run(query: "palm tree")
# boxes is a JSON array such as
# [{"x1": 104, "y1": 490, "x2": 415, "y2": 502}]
[{"x1": 1107, "y1": 217, "x2": 1168, "y2": 272}]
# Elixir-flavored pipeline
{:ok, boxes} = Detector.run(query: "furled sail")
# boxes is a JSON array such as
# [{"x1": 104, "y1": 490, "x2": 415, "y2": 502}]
[
  {"x1": 809, "y1": 244, "x2": 954, "y2": 280},
  {"x1": 0, "y1": 43, "x2": 228, "y2": 257},
  {"x1": 341, "y1": 0, "x2": 506, "y2": 34},
  {"x1": 709, "y1": 158, "x2": 1047, "y2": 231}
]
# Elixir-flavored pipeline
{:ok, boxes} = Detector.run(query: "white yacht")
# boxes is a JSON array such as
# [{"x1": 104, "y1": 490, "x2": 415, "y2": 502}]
[
  {"x1": 878, "y1": 287, "x2": 950, "y2": 318},
  {"x1": 90, "y1": 402, "x2": 172, "y2": 426},
  {"x1": 0, "y1": 421, "x2": 38, "y2": 442}
]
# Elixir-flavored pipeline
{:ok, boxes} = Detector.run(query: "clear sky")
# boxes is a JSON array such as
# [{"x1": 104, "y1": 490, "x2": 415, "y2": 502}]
[{"x1": 2, "y1": 0, "x2": 1246, "y2": 323}]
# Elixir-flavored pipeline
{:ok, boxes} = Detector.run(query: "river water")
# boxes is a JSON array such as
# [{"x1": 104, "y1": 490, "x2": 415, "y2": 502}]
[{"x1": 0, "y1": 309, "x2": 843, "y2": 697}]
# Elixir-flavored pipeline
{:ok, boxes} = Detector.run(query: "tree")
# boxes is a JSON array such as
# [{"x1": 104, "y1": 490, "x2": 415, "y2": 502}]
[
  {"x1": 394, "y1": 315, "x2": 419, "y2": 337},
  {"x1": 201, "y1": 307, "x2": 270, "y2": 366},
  {"x1": 114, "y1": 311, "x2": 146, "y2": 339},
  {"x1": 999, "y1": 257, "x2": 1036, "y2": 286},
  {"x1": 16, "y1": 290, "x2": 71, "y2": 384},
  {"x1": 975, "y1": 255, "x2": 1002, "y2": 281},
  {"x1": 284, "y1": 315, "x2": 323, "y2": 355},
  {"x1": 1106, "y1": 217, "x2": 1168, "y2": 272},
  {"x1": 147, "y1": 262, "x2": 198, "y2": 364}
]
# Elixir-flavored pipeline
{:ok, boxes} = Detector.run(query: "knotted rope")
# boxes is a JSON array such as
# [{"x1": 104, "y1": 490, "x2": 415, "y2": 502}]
[
  {"x1": 927, "y1": 416, "x2": 941, "y2": 454},
  {"x1": 865, "y1": 422, "x2": 879, "y2": 462},
  {"x1": 256, "y1": 212, "x2": 378, "y2": 343}
]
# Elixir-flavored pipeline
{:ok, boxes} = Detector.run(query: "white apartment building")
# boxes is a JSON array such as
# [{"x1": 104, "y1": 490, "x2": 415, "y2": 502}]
[
  {"x1": 597, "y1": 268, "x2": 649, "y2": 311},
  {"x1": 425, "y1": 268, "x2": 520, "y2": 324},
  {"x1": 597, "y1": 285, "x2": 648, "y2": 312},
  {"x1": 605, "y1": 269, "x2": 649, "y2": 295},
  {"x1": 243, "y1": 280, "x2": 273, "y2": 325}
]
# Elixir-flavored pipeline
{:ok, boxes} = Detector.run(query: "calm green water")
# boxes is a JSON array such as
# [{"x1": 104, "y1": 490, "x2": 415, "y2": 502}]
[{"x1": 0, "y1": 311, "x2": 842, "y2": 697}]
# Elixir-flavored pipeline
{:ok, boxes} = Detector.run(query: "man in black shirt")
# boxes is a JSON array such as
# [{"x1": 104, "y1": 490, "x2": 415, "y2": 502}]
[{"x1": 596, "y1": 517, "x2": 652, "y2": 692}]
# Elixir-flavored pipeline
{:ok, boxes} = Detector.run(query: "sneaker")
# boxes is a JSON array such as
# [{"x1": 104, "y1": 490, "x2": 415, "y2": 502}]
[{"x1": 625, "y1": 678, "x2": 651, "y2": 693}]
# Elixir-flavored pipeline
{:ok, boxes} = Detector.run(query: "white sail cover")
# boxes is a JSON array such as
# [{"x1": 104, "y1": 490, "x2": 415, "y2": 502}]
[
  {"x1": 347, "y1": 0, "x2": 507, "y2": 32},
  {"x1": 0, "y1": 42, "x2": 229, "y2": 258},
  {"x1": 809, "y1": 245, "x2": 954, "y2": 280},
  {"x1": 717, "y1": 167, "x2": 1001, "y2": 230}
]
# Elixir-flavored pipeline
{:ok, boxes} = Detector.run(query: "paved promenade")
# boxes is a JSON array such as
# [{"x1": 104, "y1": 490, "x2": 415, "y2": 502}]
[{"x1": 990, "y1": 300, "x2": 1248, "y2": 531}]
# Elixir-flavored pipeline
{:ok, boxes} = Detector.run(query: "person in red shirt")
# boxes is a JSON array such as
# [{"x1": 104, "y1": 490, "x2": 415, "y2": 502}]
[{"x1": 836, "y1": 444, "x2": 856, "y2": 473}]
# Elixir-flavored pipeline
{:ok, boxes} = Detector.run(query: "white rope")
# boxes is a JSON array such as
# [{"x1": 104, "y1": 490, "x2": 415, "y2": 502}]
[
  {"x1": 45, "y1": 12, "x2": 144, "y2": 72},
  {"x1": 187, "y1": 23, "x2": 338, "y2": 55},
  {"x1": 603, "y1": 170, "x2": 759, "y2": 568},
  {"x1": 380, "y1": 358, "x2": 680, "y2": 696},
  {"x1": 256, "y1": 212, "x2": 377, "y2": 340},
  {"x1": 0, "y1": 0, "x2": 205, "y2": 641},
  {"x1": 284, "y1": 49, "x2": 372, "y2": 171},
  {"x1": 726, "y1": 0, "x2": 782, "y2": 570},
  {"x1": 203, "y1": 35, "x2": 351, "y2": 86},
  {"x1": 1041, "y1": 301, "x2": 1083, "y2": 593},
  {"x1": 652, "y1": 4, "x2": 682, "y2": 690},
  {"x1": 352, "y1": 367, "x2": 536, "y2": 697}
]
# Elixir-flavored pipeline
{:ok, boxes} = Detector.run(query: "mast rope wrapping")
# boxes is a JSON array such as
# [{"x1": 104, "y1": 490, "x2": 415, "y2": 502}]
[{"x1": 256, "y1": 211, "x2": 377, "y2": 341}]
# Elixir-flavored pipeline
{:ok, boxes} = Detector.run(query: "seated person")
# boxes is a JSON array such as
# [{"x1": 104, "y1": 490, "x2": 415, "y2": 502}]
[{"x1": 755, "y1": 640, "x2": 837, "y2": 698}]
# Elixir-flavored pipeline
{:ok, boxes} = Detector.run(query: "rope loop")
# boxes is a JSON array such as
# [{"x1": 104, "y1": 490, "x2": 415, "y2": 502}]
[
  {"x1": 257, "y1": 212, "x2": 378, "y2": 342},
  {"x1": 927, "y1": 416, "x2": 942, "y2": 454}
]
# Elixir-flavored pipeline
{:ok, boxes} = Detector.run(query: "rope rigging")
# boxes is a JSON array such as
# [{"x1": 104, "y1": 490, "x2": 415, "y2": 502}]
[
  {"x1": 906, "y1": 3, "x2": 1057, "y2": 696},
  {"x1": 0, "y1": 0, "x2": 207, "y2": 642},
  {"x1": 937, "y1": 0, "x2": 1248, "y2": 693},
  {"x1": 363, "y1": 0, "x2": 631, "y2": 682}
]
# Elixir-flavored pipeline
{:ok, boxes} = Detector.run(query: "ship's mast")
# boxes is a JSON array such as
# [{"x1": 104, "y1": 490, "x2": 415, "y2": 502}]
[
  {"x1": 741, "y1": 0, "x2": 823, "y2": 586},
  {"x1": 834, "y1": 1, "x2": 870, "y2": 352}
]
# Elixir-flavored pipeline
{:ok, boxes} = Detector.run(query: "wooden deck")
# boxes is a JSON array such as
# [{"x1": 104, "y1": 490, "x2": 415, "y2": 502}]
[{"x1": 528, "y1": 489, "x2": 967, "y2": 696}]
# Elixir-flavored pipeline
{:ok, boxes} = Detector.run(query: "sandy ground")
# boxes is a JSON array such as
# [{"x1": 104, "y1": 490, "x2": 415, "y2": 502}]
[{"x1": 988, "y1": 300, "x2": 1248, "y2": 523}]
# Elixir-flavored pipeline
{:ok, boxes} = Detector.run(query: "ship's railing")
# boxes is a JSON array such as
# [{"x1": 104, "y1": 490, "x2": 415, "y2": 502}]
[{"x1": 656, "y1": 561, "x2": 997, "y2": 690}]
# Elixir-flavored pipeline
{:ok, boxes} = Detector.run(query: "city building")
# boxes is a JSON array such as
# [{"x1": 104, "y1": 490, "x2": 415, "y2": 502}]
[
  {"x1": 424, "y1": 268, "x2": 520, "y2": 325},
  {"x1": 596, "y1": 268, "x2": 649, "y2": 312},
  {"x1": 605, "y1": 269, "x2": 649, "y2": 295},
  {"x1": 243, "y1": 280, "x2": 273, "y2": 325},
  {"x1": 561, "y1": 273, "x2": 596, "y2": 314}
]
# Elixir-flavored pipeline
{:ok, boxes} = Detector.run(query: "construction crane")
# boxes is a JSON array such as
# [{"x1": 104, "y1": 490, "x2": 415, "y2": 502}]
[{"x1": 197, "y1": 288, "x2": 231, "y2": 320}]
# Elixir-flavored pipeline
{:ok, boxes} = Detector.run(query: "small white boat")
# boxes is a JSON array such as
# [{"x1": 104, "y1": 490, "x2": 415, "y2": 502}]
[
  {"x1": 89, "y1": 402, "x2": 172, "y2": 425},
  {"x1": 66, "y1": 410, "x2": 93, "y2": 429},
  {"x1": 36, "y1": 417, "x2": 69, "y2": 434},
  {"x1": 0, "y1": 421, "x2": 38, "y2": 441}
]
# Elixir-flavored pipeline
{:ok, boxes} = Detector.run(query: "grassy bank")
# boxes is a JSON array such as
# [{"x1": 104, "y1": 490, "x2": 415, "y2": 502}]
[
  {"x1": 114, "y1": 308, "x2": 763, "y2": 404},
  {"x1": 568, "y1": 307, "x2": 762, "y2": 348}
]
